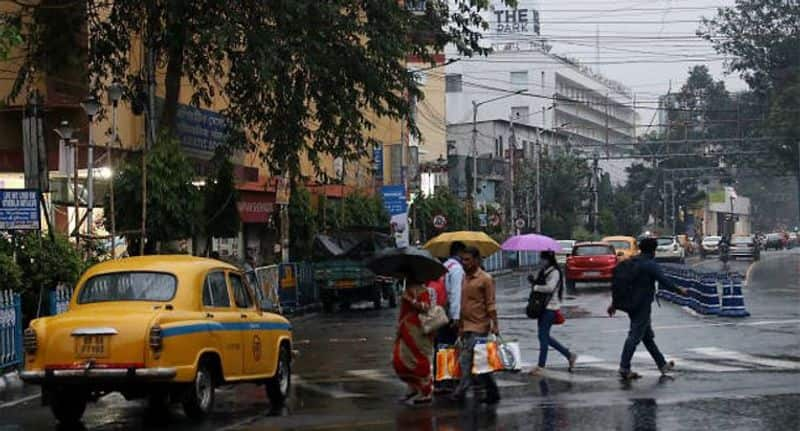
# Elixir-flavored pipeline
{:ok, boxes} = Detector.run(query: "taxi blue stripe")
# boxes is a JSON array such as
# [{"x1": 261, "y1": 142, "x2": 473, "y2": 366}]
[{"x1": 162, "y1": 321, "x2": 291, "y2": 338}]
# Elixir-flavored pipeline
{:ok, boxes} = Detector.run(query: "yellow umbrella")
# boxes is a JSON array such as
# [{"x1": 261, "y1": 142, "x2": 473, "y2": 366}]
[{"x1": 423, "y1": 231, "x2": 501, "y2": 258}]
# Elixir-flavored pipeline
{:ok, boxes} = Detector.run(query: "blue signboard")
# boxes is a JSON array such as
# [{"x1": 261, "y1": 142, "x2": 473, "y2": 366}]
[
  {"x1": 373, "y1": 146, "x2": 384, "y2": 182},
  {"x1": 381, "y1": 185, "x2": 407, "y2": 216},
  {"x1": 156, "y1": 98, "x2": 229, "y2": 157},
  {"x1": 0, "y1": 189, "x2": 40, "y2": 230}
]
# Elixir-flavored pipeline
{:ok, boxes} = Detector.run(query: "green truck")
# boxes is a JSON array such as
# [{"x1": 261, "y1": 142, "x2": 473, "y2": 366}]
[{"x1": 313, "y1": 230, "x2": 399, "y2": 312}]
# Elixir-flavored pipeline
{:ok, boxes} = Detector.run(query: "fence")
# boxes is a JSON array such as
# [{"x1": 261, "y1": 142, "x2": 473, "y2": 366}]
[
  {"x1": 0, "y1": 290, "x2": 22, "y2": 371},
  {"x1": 49, "y1": 283, "x2": 73, "y2": 316},
  {"x1": 658, "y1": 264, "x2": 750, "y2": 317},
  {"x1": 482, "y1": 250, "x2": 540, "y2": 273}
]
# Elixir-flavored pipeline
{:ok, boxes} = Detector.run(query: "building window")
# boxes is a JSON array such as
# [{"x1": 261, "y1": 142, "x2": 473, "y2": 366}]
[
  {"x1": 541, "y1": 71, "x2": 545, "y2": 89},
  {"x1": 446, "y1": 140, "x2": 456, "y2": 155},
  {"x1": 511, "y1": 106, "x2": 530, "y2": 124},
  {"x1": 495, "y1": 135, "x2": 504, "y2": 159},
  {"x1": 445, "y1": 74, "x2": 462, "y2": 93},
  {"x1": 510, "y1": 71, "x2": 528, "y2": 88}
]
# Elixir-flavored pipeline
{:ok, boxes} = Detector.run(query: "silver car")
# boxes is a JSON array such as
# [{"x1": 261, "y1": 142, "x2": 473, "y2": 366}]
[
  {"x1": 556, "y1": 240, "x2": 576, "y2": 266},
  {"x1": 730, "y1": 235, "x2": 760, "y2": 260},
  {"x1": 655, "y1": 236, "x2": 685, "y2": 263},
  {"x1": 701, "y1": 236, "x2": 722, "y2": 257}
]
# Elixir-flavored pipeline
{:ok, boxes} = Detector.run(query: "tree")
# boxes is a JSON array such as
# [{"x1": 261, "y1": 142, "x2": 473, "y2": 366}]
[
  {"x1": 202, "y1": 149, "x2": 240, "y2": 242},
  {"x1": 289, "y1": 187, "x2": 316, "y2": 261},
  {"x1": 410, "y1": 189, "x2": 477, "y2": 242},
  {"x1": 0, "y1": 1, "x2": 501, "y2": 175},
  {"x1": 0, "y1": 18, "x2": 22, "y2": 61},
  {"x1": 106, "y1": 133, "x2": 200, "y2": 254}
]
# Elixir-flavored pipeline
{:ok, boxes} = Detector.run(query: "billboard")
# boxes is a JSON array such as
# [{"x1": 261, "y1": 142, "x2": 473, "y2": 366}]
[
  {"x1": 381, "y1": 185, "x2": 409, "y2": 247},
  {"x1": 0, "y1": 189, "x2": 40, "y2": 230}
]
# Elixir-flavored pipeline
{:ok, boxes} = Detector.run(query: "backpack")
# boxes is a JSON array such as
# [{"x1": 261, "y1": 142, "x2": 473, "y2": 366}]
[
  {"x1": 611, "y1": 257, "x2": 642, "y2": 313},
  {"x1": 525, "y1": 267, "x2": 561, "y2": 319}
]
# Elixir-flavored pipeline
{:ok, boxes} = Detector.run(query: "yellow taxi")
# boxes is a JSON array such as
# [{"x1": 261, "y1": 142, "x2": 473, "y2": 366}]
[
  {"x1": 21, "y1": 256, "x2": 292, "y2": 424},
  {"x1": 601, "y1": 236, "x2": 640, "y2": 261}
]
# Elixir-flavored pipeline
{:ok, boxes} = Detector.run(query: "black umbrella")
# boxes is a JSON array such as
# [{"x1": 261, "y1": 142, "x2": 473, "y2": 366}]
[{"x1": 366, "y1": 247, "x2": 447, "y2": 282}]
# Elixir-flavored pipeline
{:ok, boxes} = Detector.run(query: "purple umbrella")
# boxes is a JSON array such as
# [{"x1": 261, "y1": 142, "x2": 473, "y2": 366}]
[{"x1": 501, "y1": 234, "x2": 563, "y2": 252}]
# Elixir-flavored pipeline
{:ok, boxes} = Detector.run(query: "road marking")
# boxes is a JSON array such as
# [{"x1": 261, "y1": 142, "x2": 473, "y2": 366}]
[
  {"x1": 495, "y1": 379, "x2": 528, "y2": 388},
  {"x1": 528, "y1": 368, "x2": 605, "y2": 383},
  {"x1": 574, "y1": 355, "x2": 605, "y2": 364},
  {"x1": 689, "y1": 347, "x2": 800, "y2": 370},
  {"x1": 346, "y1": 369, "x2": 397, "y2": 384},
  {"x1": 602, "y1": 319, "x2": 800, "y2": 333},
  {"x1": 632, "y1": 352, "x2": 746, "y2": 372},
  {"x1": 293, "y1": 376, "x2": 366, "y2": 398},
  {"x1": 0, "y1": 393, "x2": 40, "y2": 409},
  {"x1": 576, "y1": 361, "x2": 662, "y2": 377}
]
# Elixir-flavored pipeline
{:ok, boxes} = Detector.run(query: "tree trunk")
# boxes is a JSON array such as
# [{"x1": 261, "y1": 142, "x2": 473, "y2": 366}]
[{"x1": 159, "y1": 0, "x2": 187, "y2": 137}]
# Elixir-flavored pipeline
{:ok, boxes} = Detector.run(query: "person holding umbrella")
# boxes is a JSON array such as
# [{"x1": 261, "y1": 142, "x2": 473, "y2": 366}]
[{"x1": 367, "y1": 248, "x2": 447, "y2": 405}]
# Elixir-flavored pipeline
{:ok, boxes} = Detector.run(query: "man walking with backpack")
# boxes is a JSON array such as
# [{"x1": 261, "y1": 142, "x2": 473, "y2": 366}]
[{"x1": 608, "y1": 237, "x2": 689, "y2": 380}]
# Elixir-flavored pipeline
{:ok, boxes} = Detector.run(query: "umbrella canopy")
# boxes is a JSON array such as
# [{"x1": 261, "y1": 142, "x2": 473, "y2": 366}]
[
  {"x1": 366, "y1": 247, "x2": 447, "y2": 282},
  {"x1": 501, "y1": 234, "x2": 563, "y2": 252},
  {"x1": 423, "y1": 231, "x2": 501, "y2": 258}
]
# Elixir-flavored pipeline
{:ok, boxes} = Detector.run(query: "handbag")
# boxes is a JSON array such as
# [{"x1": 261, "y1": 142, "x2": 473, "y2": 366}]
[
  {"x1": 420, "y1": 305, "x2": 449, "y2": 335},
  {"x1": 472, "y1": 338, "x2": 504, "y2": 375},
  {"x1": 553, "y1": 309, "x2": 566, "y2": 325},
  {"x1": 495, "y1": 336, "x2": 522, "y2": 371},
  {"x1": 435, "y1": 346, "x2": 462, "y2": 381}
]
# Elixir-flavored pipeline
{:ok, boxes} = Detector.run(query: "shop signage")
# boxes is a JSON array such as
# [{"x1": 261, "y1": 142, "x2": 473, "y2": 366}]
[
  {"x1": 0, "y1": 189, "x2": 40, "y2": 230},
  {"x1": 237, "y1": 191, "x2": 275, "y2": 223}
]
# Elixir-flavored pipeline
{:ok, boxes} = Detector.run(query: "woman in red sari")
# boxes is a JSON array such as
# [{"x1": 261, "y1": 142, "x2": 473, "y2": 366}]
[{"x1": 393, "y1": 278, "x2": 434, "y2": 405}]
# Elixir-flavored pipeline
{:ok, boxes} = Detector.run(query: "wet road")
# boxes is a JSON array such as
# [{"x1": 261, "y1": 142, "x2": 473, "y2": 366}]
[{"x1": 1, "y1": 250, "x2": 799, "y2": 430}]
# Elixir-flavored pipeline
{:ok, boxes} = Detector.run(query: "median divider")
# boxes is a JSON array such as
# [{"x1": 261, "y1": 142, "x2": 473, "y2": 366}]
[{"x1": 658, "y1": 263, "x2": 750, "y2": 317}]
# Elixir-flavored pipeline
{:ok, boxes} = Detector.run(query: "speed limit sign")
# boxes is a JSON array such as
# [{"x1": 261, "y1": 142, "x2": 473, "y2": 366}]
[
  {"x1": 433, "y1": 214, "x2": 448, "y2": 230},
  {"x1": 515, "y1": 218, "x2": 526, "y2": 229}
]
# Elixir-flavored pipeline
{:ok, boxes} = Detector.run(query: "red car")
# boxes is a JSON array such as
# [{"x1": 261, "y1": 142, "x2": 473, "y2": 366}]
[{"x1": 565, "y1": 242, "x2": 619, "y2": 289}]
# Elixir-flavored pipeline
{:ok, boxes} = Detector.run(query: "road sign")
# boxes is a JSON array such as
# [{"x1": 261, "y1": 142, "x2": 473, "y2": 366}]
[
  {"x1": 515, "y1": 218, "x2": 526, "y2": 229},
  {"x1": 433, "y1": 214, "x2": 447, "y2": 230},
  {"x1": 0, "y1": 189, "x2": 40, "y2": 230},
  {"x1": 479, "y1": 214, "x2": 488, "y2": 227}
]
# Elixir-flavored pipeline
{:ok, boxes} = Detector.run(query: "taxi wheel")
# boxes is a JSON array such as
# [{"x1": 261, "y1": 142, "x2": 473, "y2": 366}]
[
  {"x1": 49, "y1": 387, "x2": 87, "y2": 425},
  {"x1": 183, "y1": 363, "x2": 216, "y2": 421},
  {"x1": 266, "y1": 345, "x2": 291, "y2": 407}
]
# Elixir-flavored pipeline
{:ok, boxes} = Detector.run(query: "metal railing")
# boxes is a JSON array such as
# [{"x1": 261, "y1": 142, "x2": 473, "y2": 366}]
[
  {"x1": 0, "y1": 290, "x2": 22, "y2": 371},
  {"x1": 49, "y1": 283, "x2": 73, "y2": 316}
]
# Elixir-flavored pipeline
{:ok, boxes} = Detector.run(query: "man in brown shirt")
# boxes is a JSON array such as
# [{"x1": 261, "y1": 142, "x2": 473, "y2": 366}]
[{"x1": 451, "y1": 246, "x2": 500, "y2": 404}]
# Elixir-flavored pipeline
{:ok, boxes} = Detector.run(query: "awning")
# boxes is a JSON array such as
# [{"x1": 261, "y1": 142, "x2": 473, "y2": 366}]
[{"x1": 237, "y1": 190, "x2": 275, "y2": 224}]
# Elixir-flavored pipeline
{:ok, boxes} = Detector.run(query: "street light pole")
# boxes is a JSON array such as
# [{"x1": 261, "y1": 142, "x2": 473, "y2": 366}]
[
  {"x1": 81, "y1": 98, "x2": 100, "y2": 244},
  {"x1": 108, "y1": 83, "x2": 123, "y2": 259},
  {"x1": 535, "y1": 130, "x2": 542, "y2": 233}
]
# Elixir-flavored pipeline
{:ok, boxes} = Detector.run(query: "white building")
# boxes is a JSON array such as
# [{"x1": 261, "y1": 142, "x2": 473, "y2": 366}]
[{"x1": 444, "y1": 0, "x2": 638, "y2": 186}]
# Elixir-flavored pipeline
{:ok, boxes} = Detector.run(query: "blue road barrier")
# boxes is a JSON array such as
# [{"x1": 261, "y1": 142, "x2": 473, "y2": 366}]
[
  {"x1": 658, "y1": 263, "x2": 749, "y2": 317},
  {"x1": 0, "y1": 290, "x2": 22, "y2": 371}
]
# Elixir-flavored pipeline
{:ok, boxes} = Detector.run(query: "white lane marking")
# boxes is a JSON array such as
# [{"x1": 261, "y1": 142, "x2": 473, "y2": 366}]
[
  {"x1": 0, "y1": 393, "x2": 40, "y2": 409},
  {"x1": 346, "y1": 369, "x2": 398, "y2": 384},
  {"x1": 494, "y1": 379, "x2": 528, "y2": 388},
  {"x1": 576, "y1": 361, "x2": 662, "y2": 377},
  {"x1": 293, "y1": 376, "x2": 366, "y2": 398},
  {"x1": 574, "y1": 355, "x2": 605, "y2": 364},
  {"x1": 632, "y1": 352, "x2": 746, "y2": 372},
  {"x1": 527, "y1": 368, "x2": 605, "y2": 383},
  {"x1": 689, "y1": 347, "x2": 800, "y2": 370},
  {"x1": 602, "y1": 319, "x2": 800, "y2": 333}
]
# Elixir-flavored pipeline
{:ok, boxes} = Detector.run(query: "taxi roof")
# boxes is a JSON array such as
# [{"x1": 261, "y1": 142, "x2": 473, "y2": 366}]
[
  {"x1": 602, "y1": 236, "x2": 637, "y2": 242},
  {"x1": 82, "y1": 255, "x2": 239, "y2": 278}
]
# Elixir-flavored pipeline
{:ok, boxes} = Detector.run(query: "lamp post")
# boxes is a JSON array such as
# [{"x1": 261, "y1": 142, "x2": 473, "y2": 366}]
[
  {"x1": 107, "y1": 83, "x2": 123, "y2": 258},
  {"x1": 81, "y1": 97, "x2": 100, "y2": 242},
  {"x1": 54, "y1": 121, "x2": 77, "y2": 247},
  {"x1": 470, "y1": 89, "x2": 527, "y2": 228}
]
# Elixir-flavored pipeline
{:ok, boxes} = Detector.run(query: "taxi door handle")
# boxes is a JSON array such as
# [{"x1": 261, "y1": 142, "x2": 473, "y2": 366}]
[
  {"x1": 205, "y1": 313, "x2": 214, "y2": 318},
  {"x1": 240, "y1": 314, "x2": 248, "y2": 319}
]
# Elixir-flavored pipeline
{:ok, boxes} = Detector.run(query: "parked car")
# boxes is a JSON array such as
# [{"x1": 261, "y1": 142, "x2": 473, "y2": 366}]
[
  {"x1": 764, "y1": 233, "x2": 785, "y2": 251},
  {"x1": 701, "y1": 236, "x2": 722, "y2": 258},
  {"x1": 601, "y1": 236, "x2": 639, "y2": 261},
  {"x1": 730, "y1": 235, "x2": 760, "y2": 261},
  {"x1": 556, "y1": 240, "x2": 577, "y2": 267},
  {"x1": 21, "y1": 256, "x2": 292, "y2": 424},
  {"x1": 655, "y1": 236, "x2": 685, "y2": 263},
  {"x1": 565, "y1": 242, "x2": 619, "y2": 289}
]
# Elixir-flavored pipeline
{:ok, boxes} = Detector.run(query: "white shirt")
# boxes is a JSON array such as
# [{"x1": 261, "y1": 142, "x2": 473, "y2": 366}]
[
  {"x1": 533, "y1": 266, "x2": 562, "y2": 311},
  {"x1": 443, "y1": 257, "x2": 465, "y2": 320}
]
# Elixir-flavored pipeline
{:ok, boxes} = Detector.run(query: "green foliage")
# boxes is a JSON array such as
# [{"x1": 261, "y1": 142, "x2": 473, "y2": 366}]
[
  {"x1": 0, "y1": 20, "x2": 22, "y2": 61},
  {"x1": 106, "y1": 133, "x2": 200, "y2": 254},
  {"x1": 318, "y1": 192, "x2": 389, "y2": 232},
  {"x1": 0, "y1": 252, "x2": 22, "y2": 293},
  {"x1": 203, "y1": 150, "x2": 240, "y2": 239},
  {"x1": 289, "y1": 187, "x2": 316, "y2": 261},
  {"x1": 572, "y1": 226, "x2": 599, "y2": 242},
  {"x1": 410, "y1": 189, "x2": 476, "y2": 242}
]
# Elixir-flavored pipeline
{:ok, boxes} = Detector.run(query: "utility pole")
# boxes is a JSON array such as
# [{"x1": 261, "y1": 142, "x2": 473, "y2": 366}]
[
  {"x1": 508, "y1": 114, "x2": 516, "y2": 234},
  {"x1": 604, "y1": 92, "x2": 610, "y2": 157},
  {"x1": 535, "y1": 131, "x2": 542, "y2": 233},
  {"x1": 592, "y1": 153, "x2": 599, "y2": 235}
]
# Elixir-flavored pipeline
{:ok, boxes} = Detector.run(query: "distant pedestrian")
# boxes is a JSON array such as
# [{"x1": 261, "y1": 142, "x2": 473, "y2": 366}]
[
  {"x1": 433, "y1": 241, "x2": 466, "y2": 394},
  {"x1": 608, "y1": 237, "x2": 689, "y2": 380},
  {"x1": 393, "y1": 275, "x2": 435, "y2": 405},
  {"x1": 451, "y1": 246, "x2": 500, "y2": 405},
  {"x1": 528, "y1": 250, "x2": 577, "y2": 376}
]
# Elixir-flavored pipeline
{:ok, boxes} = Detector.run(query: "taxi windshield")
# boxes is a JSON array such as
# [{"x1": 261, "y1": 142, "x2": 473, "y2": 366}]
[
  {"x1": 607, "y1": 241, "x2": 631, "y2": 250},
  {"x1": 78, "y1": 272, "x2": 177, "y2": 304}
]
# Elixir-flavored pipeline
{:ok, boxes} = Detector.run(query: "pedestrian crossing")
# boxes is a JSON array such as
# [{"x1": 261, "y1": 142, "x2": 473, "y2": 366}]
[{"x1": 293, "y1": 347, "x2": 800, "y2": 398}]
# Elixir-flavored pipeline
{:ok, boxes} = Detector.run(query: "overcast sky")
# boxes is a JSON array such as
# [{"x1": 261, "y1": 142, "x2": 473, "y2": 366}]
[{"x1": 536, "y1": 0, "x2": 746, "y2": 97}]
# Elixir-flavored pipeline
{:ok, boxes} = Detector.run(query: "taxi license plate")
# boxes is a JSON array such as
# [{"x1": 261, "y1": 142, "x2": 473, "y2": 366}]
[
  {"x1": 335, "y1": 280, "x2": 355, "y2": 288},
  {"x1": 583, "y1": 271, "x2": 601, "y2": 277},
  {"x1": 75, "y1": 335, "x2": 109, "y2": 358}
]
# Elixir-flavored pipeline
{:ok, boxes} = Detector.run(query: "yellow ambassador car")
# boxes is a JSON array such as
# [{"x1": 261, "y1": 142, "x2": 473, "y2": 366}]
[
  {"x1": 21, "y1": 256, "x2": 292, "y2": 424},
  {"x1": 601, "y1": 236, "x2": 640, "y2": 261}
]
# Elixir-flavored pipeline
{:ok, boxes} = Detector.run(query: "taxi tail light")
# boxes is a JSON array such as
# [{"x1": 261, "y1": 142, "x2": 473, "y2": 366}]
[
  {"x1": 23, "y1": 328, "x2": 37, "y2": 354},
  {"x1": 149, "y1": 326, "x2": 163, "y2": 352}
]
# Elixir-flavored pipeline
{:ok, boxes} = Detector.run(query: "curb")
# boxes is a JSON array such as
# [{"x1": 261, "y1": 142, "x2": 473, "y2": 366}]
[{"x1": 0, "y1": 370, "x2": 23, "y2": 395}]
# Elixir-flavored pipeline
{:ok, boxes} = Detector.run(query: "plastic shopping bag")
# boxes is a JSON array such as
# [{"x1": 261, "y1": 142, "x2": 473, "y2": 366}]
[
  {"x1": 472, "y1": 339, "x2": 504, "y2": 375},
  {"x1": 435, "y1": 346, "x2": 462, "y2": 381}
]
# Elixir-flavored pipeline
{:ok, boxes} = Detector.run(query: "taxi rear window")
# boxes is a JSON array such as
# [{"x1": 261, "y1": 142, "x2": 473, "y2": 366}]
[
  {"x1": 78, "y1": 272, "x2": 177, "y2": 304},
  {"x1": 573, "y1": 245, "x2": 614, "y2": 256}
]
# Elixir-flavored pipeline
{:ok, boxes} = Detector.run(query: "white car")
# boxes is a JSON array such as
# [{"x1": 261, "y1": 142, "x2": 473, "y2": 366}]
[
  {"x1": 701, "y1": 236, "x2": 722, "y2": 257},
  {"x1": 556, "y1": 240, "x2": 576, "y2": 266},
  {"x1": 655, "y1": 236, "x2": 685, "y2": 263}
]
